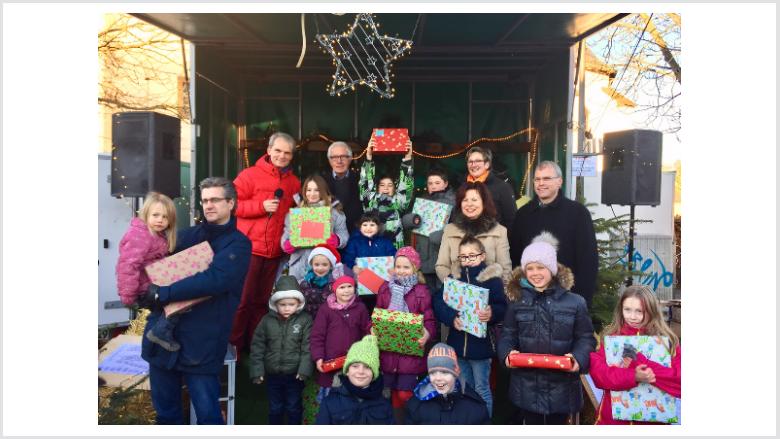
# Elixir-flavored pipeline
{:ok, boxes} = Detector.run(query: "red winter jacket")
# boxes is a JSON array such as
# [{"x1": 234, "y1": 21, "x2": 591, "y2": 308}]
[
  {"x1": 375, "y1": 282, "x2": 437, "y2": 376},
  {"x1": 589, "y1": 323, "x2": 682, "y2": 425},
  {"x1": 115, "y1": 217, "x2": 169, "y2": 305},
  {"x1": 234, "y1": 154, "x2": 300, "y2": 258}
]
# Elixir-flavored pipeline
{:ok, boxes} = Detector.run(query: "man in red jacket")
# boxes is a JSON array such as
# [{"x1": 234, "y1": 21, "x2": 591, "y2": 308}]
[{"x1": 231, "y1": 132, "x2": 301, "y2": 353}]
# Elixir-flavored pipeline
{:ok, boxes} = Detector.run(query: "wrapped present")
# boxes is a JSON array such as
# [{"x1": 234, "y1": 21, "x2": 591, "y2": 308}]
[
  {"x1": 145, "y1": 241, "x2": 213, "y2": 317},
  {"x1": 604, "y1": 335, "x2": 678, "y2": 424},
  {"x1": 289, "y1": 207, "x2": 331, "y2": 248},
  {"x1": 411, "y1": 198, "x2": 453, "y2": 237},
  {"x1": 370, "y1": 128, "x2": 410, "y2": 154},
  {"x1": 371, "y1": 308, "x2": 425, "y2": 357},
  {"x1": 443, "y1": 277, "x2": 489, "y2": 338},
  {"x1": 301, "y1": 377, "x2": 320, "y2": 424},
  {"x1": 355, "y1": 256, "x2": 393, "y2": 296},
  {"x1": 321, "y1": 355, "x2": 347, "y2": 373},
  {"x1": 508, "y1": 353, "x2": 573, "y2": 370}
]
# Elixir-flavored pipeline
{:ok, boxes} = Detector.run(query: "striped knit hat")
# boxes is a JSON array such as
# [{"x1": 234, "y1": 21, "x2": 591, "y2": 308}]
[{"x1": 427, "y1": 343, "x2": 460, "y2": 377}]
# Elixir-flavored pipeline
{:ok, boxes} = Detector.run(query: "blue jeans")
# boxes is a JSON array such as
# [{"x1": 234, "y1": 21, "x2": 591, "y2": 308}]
[
  {"x1": 149, "y1": 364, "x2": 223, "y2": 424},
  {"x1": 266, "y1": 373, "x2": 305, "y2": 425},
  {"x1": 457, "y1": 357, "x2": 493, "y2": 416}
]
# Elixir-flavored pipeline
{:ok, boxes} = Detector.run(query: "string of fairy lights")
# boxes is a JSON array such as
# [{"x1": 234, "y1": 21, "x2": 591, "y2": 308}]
[{"x1": 240, "y1": 127, "x2": 539, "y2": 195}]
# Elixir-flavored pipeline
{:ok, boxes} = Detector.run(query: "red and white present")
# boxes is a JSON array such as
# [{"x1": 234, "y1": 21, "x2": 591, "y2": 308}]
[
  {"x1": 508, "y1": 352, "x2": 573, "y2": 370},
  {"x1": 144, "y1": 241, "x2": 214, "y2": 317},
  {"x1": 370, "y1": 128, "x2": 410, "y2": 154},
  {"x1": 320, "y1": 355, "x2": 347, "y2": 373}
]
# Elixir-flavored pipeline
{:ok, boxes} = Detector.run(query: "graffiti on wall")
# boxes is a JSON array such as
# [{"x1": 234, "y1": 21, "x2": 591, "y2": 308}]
[{"x1": 618, "y1": 246, "x2": 675, "y2": 291}]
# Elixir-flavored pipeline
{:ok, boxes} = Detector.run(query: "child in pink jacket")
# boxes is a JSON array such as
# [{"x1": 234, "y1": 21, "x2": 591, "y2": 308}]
[
  {"x1": 589, "y1": 285, "x2": 681, "y2": 424},
  {"x1": 116, "y1": 192, "x2": 180, "y2": 351}
]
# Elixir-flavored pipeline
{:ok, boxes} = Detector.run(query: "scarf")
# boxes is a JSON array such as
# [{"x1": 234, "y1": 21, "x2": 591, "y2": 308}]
[
  {"x1": 327, "y1": 292, "x2": 356, "y2": 310},
  {"x1": 339, "y1": 373, "x2": 385, "y2": 400},
  {"x1": 304, "y1": 267, "x2": 331, "y2": 288},
  {"x1": 414, "y1": 375, "x2": 463, "y2": 401},
  {"x1": 388, "y1": 274, "x2": 418, "y2": 312},
  {"x1": 466, "y1": 171, "x2": 489, "y2": 183}
]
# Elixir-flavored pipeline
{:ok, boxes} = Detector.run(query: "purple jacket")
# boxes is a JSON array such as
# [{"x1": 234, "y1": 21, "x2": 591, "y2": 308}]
[
  {"x1": 115, "y1": 217, "x2": 169, "y2": 305},
  {"x1": 375, "y1": 282, "x2": 437, "y2": 376},
  {"x1": 310, "y1": 297, "x2": 372, "y2": 387}
]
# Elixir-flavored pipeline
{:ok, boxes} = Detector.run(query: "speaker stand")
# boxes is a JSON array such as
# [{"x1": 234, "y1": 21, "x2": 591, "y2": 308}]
[{"x1": 626, "y1": 204, "x2": 636, "y2": 286}]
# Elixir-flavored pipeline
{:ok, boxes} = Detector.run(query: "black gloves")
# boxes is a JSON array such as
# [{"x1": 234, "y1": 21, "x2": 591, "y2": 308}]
[
  {"x1": 136, "y1": 284, "x2": 160, "y2": 309},
  {"x1": 622, "y1": 343, "x2": 638, "y2": 361}
]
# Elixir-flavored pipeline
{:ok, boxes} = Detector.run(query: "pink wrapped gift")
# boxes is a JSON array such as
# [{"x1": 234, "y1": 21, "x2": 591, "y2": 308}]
[{"x1": 144, "y1": 241, "x2": 214, "y2": 317}]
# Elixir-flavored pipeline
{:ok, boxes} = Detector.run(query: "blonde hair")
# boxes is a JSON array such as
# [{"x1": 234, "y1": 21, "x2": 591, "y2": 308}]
[
  {"x1": 394, "y1": 255, "x2": 426, "y2": 284},
  {"x1": 601, "y1": 285, "x2": 679, "y2": 356},
  {"x1": 139, "y1": 192, "x2": 177, "y2": 253},
  {"x1": 301, "y1": 175, "x2": 341, "y2": 211}
]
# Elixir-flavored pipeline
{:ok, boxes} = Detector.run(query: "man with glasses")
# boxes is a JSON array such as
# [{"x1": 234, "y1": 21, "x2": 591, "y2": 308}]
[
  {"x1": 321, "y1": 141, "x2": 363, "y2": 235},
  {"x1": 462, "y1": 146, "x2": 516, "y2": 229},
  {"x1": 141, "y1": 177, "x2": 251, "y2": 424},
  {"x1": 509, "y1": 161, "x2": 598, "y2": 307},
  {"x1": 231, "y1": 132, "x2": 301, "y2": 354}
]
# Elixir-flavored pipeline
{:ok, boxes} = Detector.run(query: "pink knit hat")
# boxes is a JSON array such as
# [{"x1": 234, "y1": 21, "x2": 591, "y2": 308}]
[
  {"x1": 332, "y1": 274, "x2": 355, "y2": 290},
  {"x1": 395, "y1": 246, "x2": 421, "y2": 270},
  {"x1": 520, "y1": 231, "x2": 559, "y2": 275}
]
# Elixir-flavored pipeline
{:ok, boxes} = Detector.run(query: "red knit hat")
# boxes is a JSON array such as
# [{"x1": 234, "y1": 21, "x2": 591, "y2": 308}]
[{"x1": 332, "y1": 274, "x2": 355, "y2": 291}]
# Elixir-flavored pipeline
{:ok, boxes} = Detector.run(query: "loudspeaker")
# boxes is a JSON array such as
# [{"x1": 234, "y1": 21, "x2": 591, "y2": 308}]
[
  {"x1": 601, "y1": 129, "x2": 662, "y2": 206},
  {"x1": 111, "y1": 112, "x2": 181, "y2": 198}
]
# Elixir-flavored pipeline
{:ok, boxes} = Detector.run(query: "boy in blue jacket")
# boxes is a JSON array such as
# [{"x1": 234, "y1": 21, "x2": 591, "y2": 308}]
[{"x1": 432, "y1": 236, "x2": 507, "y2": 416}]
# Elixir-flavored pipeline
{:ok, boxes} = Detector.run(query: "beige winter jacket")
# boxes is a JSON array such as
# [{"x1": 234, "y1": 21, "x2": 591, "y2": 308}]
[{"x1": 434, "y1": 222, "x2": 512, "y2": 285}]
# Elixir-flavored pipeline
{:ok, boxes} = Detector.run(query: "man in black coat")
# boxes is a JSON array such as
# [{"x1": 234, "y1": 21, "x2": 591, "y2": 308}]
[
  {"x1": 461, "y1": 146, "x2": 516, "y2": 229},
  {"x1": 321, "y1": 141, "x2": 363, "y2": 235},
  {"x1": 509, "y1": 161, "x2": 598, "y2": 308}
]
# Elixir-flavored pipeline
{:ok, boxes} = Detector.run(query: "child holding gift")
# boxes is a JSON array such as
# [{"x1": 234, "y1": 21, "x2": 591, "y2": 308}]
[
  {"x1": 282, "y1": 175, "x2": 350, "y2": 281},
  {"x1": 497, "y1": 232, "x2": 596, "y2": 425},
  {"x1": 374, "y1": 246, "x2": 437, "y2": 424},
  {"x1": 589, "y1": 285, "x2": 681, "y2": 425},
  {"x1": 342, "y1": 211, "x2": 397, "y2": 314},
  {"x1": 405, "y1": 343, "x2": 490, "y2": 425},
  {"x1": 359, "y1": 138, "x2": 414, "y2": 249},
  {"x1": 116, "y1": 192, "x2": 182, "y2": 351},
  {"x1": 249, "y1": 276, "x2": 313, "y2": 425},
  {"x1": 432, "y1": 236, "x2": 507, "y2": 417},
  {"x1": 310, "y1": 274, "x2": 372, "y2": 403},
  {"x1": 316, "y1": 335, "x2": 395, "y2": 424}
]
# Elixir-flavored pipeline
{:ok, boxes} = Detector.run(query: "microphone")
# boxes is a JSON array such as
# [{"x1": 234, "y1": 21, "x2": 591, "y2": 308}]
[{"x1": 269, "y1": 188, "x2": 284, "y2": 218}]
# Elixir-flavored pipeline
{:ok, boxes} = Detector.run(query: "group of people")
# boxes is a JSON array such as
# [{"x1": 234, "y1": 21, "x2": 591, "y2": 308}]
[{"x1": 114, "y1": 131, "x2": 681, "y2": 425}]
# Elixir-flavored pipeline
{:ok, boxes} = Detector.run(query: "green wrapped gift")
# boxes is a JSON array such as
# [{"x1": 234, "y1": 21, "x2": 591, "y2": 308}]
[
  {"x1": 371, "y1": 308, "x2": 425, "y2": 357},
  {"x1": 289, "y1": 207, "x2": 331, "y2": 248}
]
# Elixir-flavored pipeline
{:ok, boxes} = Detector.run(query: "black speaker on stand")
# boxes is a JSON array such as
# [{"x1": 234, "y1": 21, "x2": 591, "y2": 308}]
[
  {"x1": 111, "y1": 111, "x2": 181, "y2": 199},
  {"x1": 600, "y1": 129, "x2": 663, "y2": 285}
]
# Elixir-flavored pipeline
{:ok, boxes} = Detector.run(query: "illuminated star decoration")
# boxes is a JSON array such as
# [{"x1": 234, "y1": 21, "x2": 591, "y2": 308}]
[{"x1": 315, "y1": 13, "x2": 412, "y2": 99}]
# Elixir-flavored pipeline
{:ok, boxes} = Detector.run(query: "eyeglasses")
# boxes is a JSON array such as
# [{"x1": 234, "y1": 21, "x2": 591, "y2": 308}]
[
  {"x1": 200, "y1": 197, "x2": 228, "y2": 206},
  {"x1": 467, "y1": 159, "x2": 485, "y2": 165},
  {"x1": 534, "y1": 176, "x2": 559, "y2": 183},
  {"x1": 457, "y1": 252, "x2": 484, "y2": 262},
  {"x1": 329, "y1": 155, "x2": 351, "y2": 161}
]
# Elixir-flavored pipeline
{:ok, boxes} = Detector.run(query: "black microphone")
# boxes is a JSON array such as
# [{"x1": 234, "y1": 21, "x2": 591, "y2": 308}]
[{"x1": 269, "y1": 188, "x2": 284, "y2": 218}]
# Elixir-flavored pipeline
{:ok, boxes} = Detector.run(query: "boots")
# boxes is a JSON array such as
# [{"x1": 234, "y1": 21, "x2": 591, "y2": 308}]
[{"x1": 146, "y1": 317, "x2": 181, "y2": 351}]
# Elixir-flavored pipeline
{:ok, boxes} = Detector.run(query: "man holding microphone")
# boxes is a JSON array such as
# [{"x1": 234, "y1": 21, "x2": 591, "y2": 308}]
[{"x1": 231, "y1": 132, "x2": 300, "y2": 354}]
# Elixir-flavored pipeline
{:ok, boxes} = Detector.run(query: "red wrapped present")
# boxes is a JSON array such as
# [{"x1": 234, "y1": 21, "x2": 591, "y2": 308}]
[
  {"x1": 321, "y1": 355, "x2": 347, "y2": 373},
  {"x1": 370, "y1": 128, "x2": 410, "y2": 154},
  {"x1": 508, "y1": 353, "x2": 573, "y2": 370},
  {"x1": 357, "y1": 268, "x2": 385, "y2": 295}
]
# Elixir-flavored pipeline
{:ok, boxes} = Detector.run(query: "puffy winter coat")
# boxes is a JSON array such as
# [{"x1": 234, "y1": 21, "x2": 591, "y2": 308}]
[
  {"x1": 497, "y1": 265, "x2": 597, "y2": 415},
  {"x1": 589, "y1": 323, "x2": 682, "y2": 425},
  {"x1": 375, "y1": 282, "x2": 437, "y2": 376},
  {"x1": 405, "y1": 376, "x2": 490, "y2": 424},
  {"x1": 432, "y1": 263, "x2": 507, "y2": 360},
  {"x1": 435, "y1": 213, "x2": 512, "y2": 285},
  {"x1": 315, "y1": 374, "x2": 395, "y2": 424},
  {"x1": 401, "y1": 188, "x2": 456, "y2": 275},
  {"x1": 248, "y1": 306, "x2": 313, "y2": 380},
  {"x1": 341, "y1": 230, "x2": 396, "y2": 270},
  {"x1": 115, "y1": 217, "x2": 170, "y2": 305},
  {"x1": 281, "y1": 201, "x2": 350, "y2": 281},
  {"x1": 141, "y1": 217, "x2": 251, "y2": 375},
  {"x1": 310, "y1": 298, "x2": 372, "y2": 387},
  {"x1": 234, "y1": 154, "x2": 301, "y2": 258}
]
